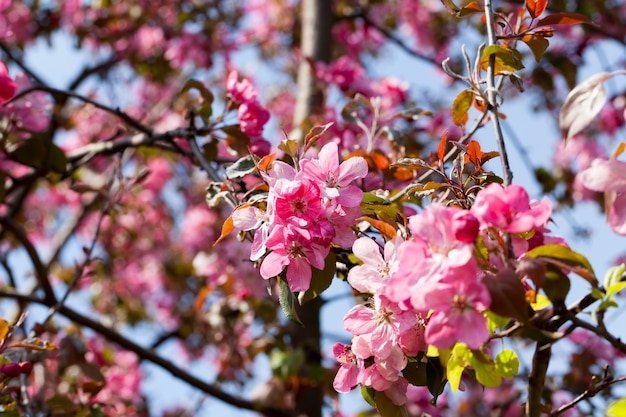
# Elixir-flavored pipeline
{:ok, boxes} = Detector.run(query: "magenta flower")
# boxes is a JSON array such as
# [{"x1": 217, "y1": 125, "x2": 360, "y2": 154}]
[
  {"x1": 579, "y1": 158, "x2": 626, "y2": 235},
  {"x1": 0, "y1": 62, "x2": 15, "y2": 105},
  {"x1": 274, "y1": 178, "x2": 324, "y2": 227},
  {"x1": 300, "y1": 142, "x2": 368, "y2": 207},
  {"x1": 471, "y1": 183, "x2": 552, "y2": 233}
]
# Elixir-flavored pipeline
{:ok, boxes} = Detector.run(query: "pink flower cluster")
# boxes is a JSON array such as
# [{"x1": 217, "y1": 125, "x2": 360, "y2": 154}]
[
  {"x1": 233, "y1": 142, "x2": 368, "y2": 292},
  {"x1": 226, "y1": 70, "x2": 270, "y2": 138},
  {"x1": 334, "y1": 183, "x2": 553, "y2": 404}
]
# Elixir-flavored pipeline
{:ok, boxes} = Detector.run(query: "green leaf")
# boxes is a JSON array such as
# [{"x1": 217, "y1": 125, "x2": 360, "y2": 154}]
[
  {"x1": 393, "y1": 157, "x2": 432, "y2": 170},
  {"x1": 446, "y1": 348, "x2": 466, "y2": 393},
  {"x1": 374, "y1": 391, "x2": 406, "y2": 417},
  {"x1": 603, "y1": 264, "x2": 625, "y2": 290},
  {"x1": 485, "y1": 311, "x2": 510, "y2": 333},
  {"x1": 469, "y1": 356, "x2": 501, "y2": 388},
  {"x1": 495, "y1": 349, "x2": 519, "y2": 378},
  {"x1": 451, "y1": 89, "x2": 474, "y2": 125},
  {"x1": 480, "y1": 45, "x2": 525, "y2": 75},
  {"x1": 439, "y1": 0, "x2": 460, "y2": 15},
  {"x1": 225, "y1": 156, "x2": 257, "y2": 179},
  {"x1": 530, "y1": 293, "x2": 551, "y2": 311},
  {"x1": 361, "y1": 385, "x2": 376, "y2": 408},
  {"x1": 607, "y1": 398, "x2": 626, "y2": 417},
  {"x1": 278, "y1": 276, "x2": 303, "y2": 326},
  {"x1": 525, "y1": 244, "x2": 597, "y2": 287},
  {"x1": 298, "y1": 252, "x2": 336, "y2": 304},
  {"x1": 607, "y1": 282, "x2": 626, "y2": 297}
]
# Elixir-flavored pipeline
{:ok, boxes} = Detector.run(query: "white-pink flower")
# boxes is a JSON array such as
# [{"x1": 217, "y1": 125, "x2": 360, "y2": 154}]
[{"x1": 579, "y1": 158, "x2": 626, "y2": 235}]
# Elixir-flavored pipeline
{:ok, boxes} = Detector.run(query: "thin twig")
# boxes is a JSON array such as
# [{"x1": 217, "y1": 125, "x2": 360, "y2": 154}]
[
  {"x1": 550, "y1": 373, "x2": 626, "y2": 416},
  {"x1": 484, "y1": 0, "x2": 513, "y2": 186}
]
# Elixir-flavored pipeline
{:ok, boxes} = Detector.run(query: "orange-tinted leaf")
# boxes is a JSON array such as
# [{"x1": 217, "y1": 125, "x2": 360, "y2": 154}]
[
  {"x1": 438, "y1": 133, "x2": 448, "y2": 162},
  {"x1": 526, "y1": 0, "x2": 547, "y2": 19},
  {"x1": 358, "y1": 216, "x2": 397, "y2": 240},
  {"x1": 371, "y1": 150, "x2": 390, "y2": 171},
  {"x1": 473, "y1": 98, "x2": 487, "y2": 112},
  {"x1": 390, "y1": 167, "x2": 414, "y2": 181},
  {"x1": 459, "y1": 1, "x2": 483, "y2": 16},
  {"x1": 465, "y1": 140, "x2": 482, "y2": 167},
  {"x1": 214, "y1": 212, "x2": 237, "y2": 246},
  {"x1": 452, "y1": 89, "x2": 474, "y2": 125},
  {"x1": 257, "y1": 153, "x2": 276, "y2": 171},
  {"x1": 537, "y1": 13, "x2": 592, "y2": 27},
  {"x1": 522, "y1": 34, "x2": 550, "y2": 62},
  {"x1": 613, "y1": 142, "x2": 626, "y2": 159},
  {"x1": 194, "y1": 286, "x2": 211, "y2": 312}
]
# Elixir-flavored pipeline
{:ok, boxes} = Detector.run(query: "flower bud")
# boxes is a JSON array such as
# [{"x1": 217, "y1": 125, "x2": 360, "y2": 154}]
[
  {"x1": 19, "y1": 361, "x2": 33, "y2": 375},
  {"x1": 0, "y1": 363, "x2": 21, "y2": 378}
]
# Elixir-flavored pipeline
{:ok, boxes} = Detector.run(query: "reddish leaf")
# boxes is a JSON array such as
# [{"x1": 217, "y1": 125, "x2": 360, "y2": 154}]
[
  {"x1": 438, "y1": 133, "x2": 448, "y2": 162},
  {"x1": 303, "y1": 122, "x2": 333, "y2": 152},
  {"x1": 526, "y1": 0, "x2": 547, "y2": 19},
  {"x1": 358, "y1": 216, "x2": 397, "y2": 240},
  {"x1": 483, "y1": 269, "x2": 530, "y2": 321},
  {"x1": 536, "y1": 13, "x2": 592, "y2": 27}
]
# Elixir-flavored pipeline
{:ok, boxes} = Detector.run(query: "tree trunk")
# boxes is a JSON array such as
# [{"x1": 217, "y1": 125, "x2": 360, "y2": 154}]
[{"x1": 289, "y1": 1, "x2": 332, "y2": 417}]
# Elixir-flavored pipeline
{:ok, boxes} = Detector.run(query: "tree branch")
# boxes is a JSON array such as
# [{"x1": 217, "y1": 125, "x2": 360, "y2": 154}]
[
  {"x1": 0, "y1": 290, "x2": 292, "y2": 417},
  {"x1": 0, "y1": 217, "x2": 56, "y2": 304}
]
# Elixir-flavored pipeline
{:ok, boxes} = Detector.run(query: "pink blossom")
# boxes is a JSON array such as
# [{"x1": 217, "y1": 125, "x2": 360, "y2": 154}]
[
  {"x1": 260, "y1": 227, "x2": 328, "y2": 292},
  {"x1": 471, "y1": 183, "x2": 552, "y2": 233},
  {"x1": 300, "y1": 141, "x2": 368, "y2": 207},
  {"x1": 332, "y1": 343, "x2": 360, "y2": 393},
  {"x1": 423, "y1": 278, "x2": 490, "y2": 349},
  {"x1": 226, "y1": 70, "x2": 258, "y2": 103},
  {"x1": 274, "y1": 178, "x2": 323, "y2": 227},
  {"x1": 578, "y1": 158, "x2": 626, "y2": 235},
  {"x1": 347, "y1": 236, "x2": 401, "y2": 294},
  {"x1": 238, "y1": 100, "x2": 270, "y2": 137}
]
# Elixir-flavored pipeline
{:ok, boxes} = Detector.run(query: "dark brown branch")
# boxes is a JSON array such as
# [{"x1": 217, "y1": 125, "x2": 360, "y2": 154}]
[
  {"x1": 0, "y1": 217, "x2": 56, "y2": 304},
  {"x1": 527, "y1": 342, "x2": 552, "y2": 417},
  {"x1": 0, "y1": 43, "x2": 45, "y2": 86},
  {"x1": 68, "y1": 56, "x2": 122, "y2": 92}
]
